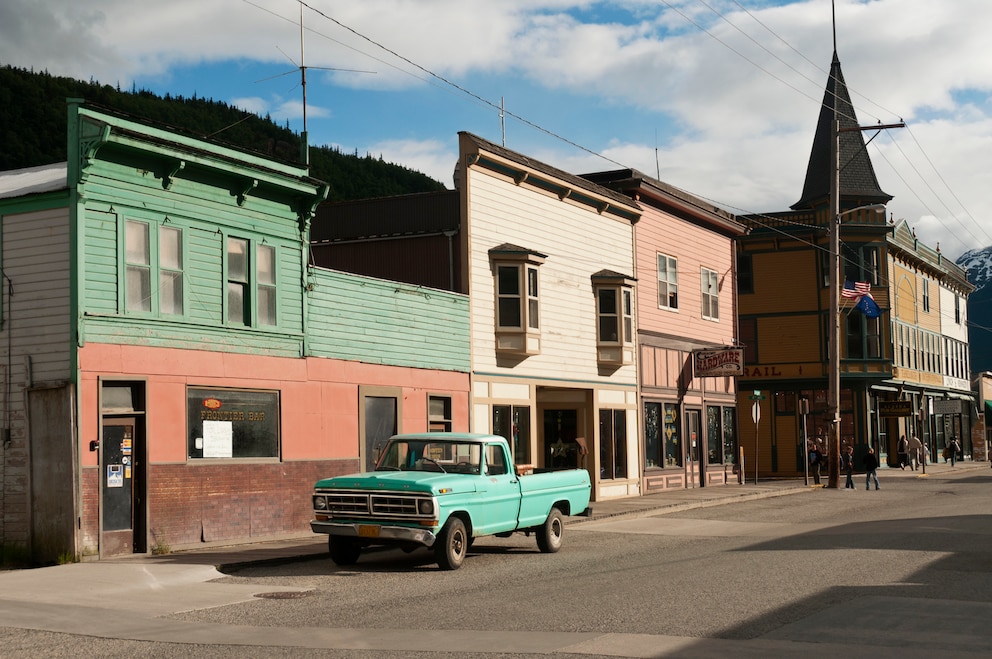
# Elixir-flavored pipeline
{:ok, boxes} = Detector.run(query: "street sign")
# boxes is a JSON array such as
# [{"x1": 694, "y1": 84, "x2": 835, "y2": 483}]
[{"x1": 751, "y1": 401, "x2": 761, "y2": 425}]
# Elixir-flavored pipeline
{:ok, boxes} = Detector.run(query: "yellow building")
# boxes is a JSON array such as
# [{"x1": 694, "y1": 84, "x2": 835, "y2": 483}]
[{"x1": 736, "y1": 49, "x2": 975, "y2": 477}]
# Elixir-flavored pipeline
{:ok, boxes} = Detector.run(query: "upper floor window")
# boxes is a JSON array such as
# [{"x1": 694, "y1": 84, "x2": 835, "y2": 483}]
[
  {"x1": 227, "y1": 236, "x2": 277, "y2": 327},
  {"x1": 922, "y1": 279, "x2": 930, "y2": 313},
  {"x1": 843, "y1": 245, "x2": 880, "y2": 285},
  {"x1": 490, "y1": 245, "x2": 546, "y2": 356},
  {"x1": 701, "y1": 267, "x2": 719, "y2": 320},
  {"x1": 592, "y1": 272, "x2": 635, "y2": 366},
  {"x1": 737, "y1": 251, "x2": 753, "y2": 294},
  {"x1": 657, "y1": 253, "x2": 678, "y2": 310},
  {"x1": 126, "y1": 219, "x2": 184, "y2": 316},
  {"x1": 955, "y1": 295, "x2": 961, "y2": 324}
]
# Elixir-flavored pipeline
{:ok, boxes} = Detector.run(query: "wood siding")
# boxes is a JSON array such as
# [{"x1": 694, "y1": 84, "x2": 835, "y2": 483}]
[
  {"x1": 635, "y1": 204, "x2": 736, "y2": 346},
  {"x1": 3, "y1": 206, "x2": 72, "y2": 384},
  {"x1": 466, "y1": 168, "x2": 636, "y2": 384},
  {"x1": 78, "y1": 155, "x2": 308, "y2": 357},
  {"x1": 306, "y1": 267, "x2": 470, "y2": 372}
]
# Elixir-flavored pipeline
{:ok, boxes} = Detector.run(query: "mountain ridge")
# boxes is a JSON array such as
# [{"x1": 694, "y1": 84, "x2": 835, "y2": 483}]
[{"x1": 0, "y1": 65, "x2": 446, "y2": 201}]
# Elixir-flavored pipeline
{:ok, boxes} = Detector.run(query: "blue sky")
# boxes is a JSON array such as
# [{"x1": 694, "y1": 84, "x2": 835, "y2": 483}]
[{"x1": 2, "y1": 0, "x2": 991, "y2": 259}]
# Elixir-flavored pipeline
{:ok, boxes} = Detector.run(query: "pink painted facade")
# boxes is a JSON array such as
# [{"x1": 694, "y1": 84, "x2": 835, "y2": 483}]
[
  {"x1": 76, "y1": 344, "x2": 469, "y2": 555},
  {"x1": 581, "y1": 170, "x2": 746, "y2": 492}
]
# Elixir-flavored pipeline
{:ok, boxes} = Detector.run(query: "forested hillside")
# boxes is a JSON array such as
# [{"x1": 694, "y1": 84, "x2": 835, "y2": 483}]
[{"x1": 0, "y1": 65, "x2": 446, "y2": 200}]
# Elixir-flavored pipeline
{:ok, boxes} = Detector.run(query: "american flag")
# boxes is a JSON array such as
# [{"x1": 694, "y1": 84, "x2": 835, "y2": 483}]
[{"x1": 841, "y1": 280, "x2": 871, "y2": 299}]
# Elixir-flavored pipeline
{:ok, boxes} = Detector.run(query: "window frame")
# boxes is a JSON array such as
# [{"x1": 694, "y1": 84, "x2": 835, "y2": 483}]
[
  {"x1": 490, "y1": 246, "x2": 546, "y2": 356},
  {"x1": 657, "y1": 252, "x2": 678, "y2": 310},
  {"x1": 592, "y1": 272, "x2": 636, "y2": 366},
  {"x1": 700, "y1": 266, "x2": 719, "y2": 321},
  {"x1": 225, "y1": 234, "x2": 279, "y2": 328},
  {"x1": 428, "y1": 394, "x2": 453, "y2": 432},
  {"x1": 599, "y1": 408, "x2": 628, "y2": 480},
  {"x1": 736, "y1": 251, "x2": 753, "y2": 294},
  {"x1": 124, "y1": 217, "x2": 185, "y2": 317},
  {"x1": 492, "y1": 404, "x2": 531, "y2": 465},
  {"x1": 186, "y1": 386, "x2": 281, "y2": 460}
]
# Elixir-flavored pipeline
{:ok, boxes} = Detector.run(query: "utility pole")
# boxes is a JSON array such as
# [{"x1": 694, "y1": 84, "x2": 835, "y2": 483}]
[{"x1": 826, "y1": 120, "x2": 904, "y2": 488}]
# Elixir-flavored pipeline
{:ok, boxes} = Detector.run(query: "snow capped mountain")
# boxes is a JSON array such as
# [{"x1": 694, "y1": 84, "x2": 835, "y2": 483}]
[
  {"x1": 957, "y1": 247, "x2": 992, "y2": 374},
  {"x1": 957, "y1": 246, "x2": 992, "y2": 290}
]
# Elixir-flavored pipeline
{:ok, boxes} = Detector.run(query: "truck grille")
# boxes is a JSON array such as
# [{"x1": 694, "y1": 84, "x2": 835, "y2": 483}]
[{"x1": 314, "y1": 489, "x2": 433, "y2": 520}]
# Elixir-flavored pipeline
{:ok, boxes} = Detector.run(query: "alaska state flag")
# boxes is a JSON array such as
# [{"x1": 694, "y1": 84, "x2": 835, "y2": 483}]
[
  {"x1": 854, "y1": 292, "x2": 882, "y2": 318},
  {"x1": 842, "y1": 280, "x2": 881, "y2": 318}
]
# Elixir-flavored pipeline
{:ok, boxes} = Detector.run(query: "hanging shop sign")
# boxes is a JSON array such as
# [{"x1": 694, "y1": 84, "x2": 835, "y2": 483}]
[{"x1": 693, "y1": 348, "x2": 744, "y2": 377}]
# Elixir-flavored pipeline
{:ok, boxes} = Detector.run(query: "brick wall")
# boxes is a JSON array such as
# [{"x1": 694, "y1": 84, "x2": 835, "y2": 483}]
[{"x1": 79, "y1": 459, "x2": 359, "y2": 554}]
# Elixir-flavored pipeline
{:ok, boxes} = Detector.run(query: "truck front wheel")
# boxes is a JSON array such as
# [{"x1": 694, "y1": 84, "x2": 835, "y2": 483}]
[
  {"x1": 328, "y1": 536, "x2": 361, "y2": 566},
  {"x1": 537, "y1": 507, "x2": 564, "y2": 553},
  {"x1": 435, "y1": 517, "x2": 468, "y2": 570}
]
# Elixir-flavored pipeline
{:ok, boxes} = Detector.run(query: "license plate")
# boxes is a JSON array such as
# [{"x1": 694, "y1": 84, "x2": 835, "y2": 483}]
[{"x1": 358, "y1": 525, "x2": 380, "y2": 538}]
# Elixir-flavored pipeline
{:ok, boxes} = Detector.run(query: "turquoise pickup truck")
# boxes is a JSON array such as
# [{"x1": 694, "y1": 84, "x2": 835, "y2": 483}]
[{"x1": 311, "y1": 432, "x2": 592, "y2": 570}]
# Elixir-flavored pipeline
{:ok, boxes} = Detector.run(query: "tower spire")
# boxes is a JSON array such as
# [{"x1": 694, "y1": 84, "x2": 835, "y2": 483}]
[{"x1": 791, "y1": 11, "x2": 891, "y2": 210}]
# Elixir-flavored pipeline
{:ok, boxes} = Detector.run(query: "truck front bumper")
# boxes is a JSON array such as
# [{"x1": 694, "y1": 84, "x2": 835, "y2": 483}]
[{"x1": 310, "y1": 520, "x2": 437, "y2": 547}]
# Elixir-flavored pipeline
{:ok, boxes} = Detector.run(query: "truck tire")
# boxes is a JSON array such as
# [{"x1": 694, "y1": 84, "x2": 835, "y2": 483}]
[
  {"x1": 435, "y1": 517, "x2": 468, "y2": 570},
  {"x1": 536, "y1": 507, "x2": 564, "y2": 553},
  {"x1": 328, "y1": 536, "x2": 361, "y2": 566}
]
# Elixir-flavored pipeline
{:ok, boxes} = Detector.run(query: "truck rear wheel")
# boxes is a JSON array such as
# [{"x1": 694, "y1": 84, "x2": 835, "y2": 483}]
[
  {"x1": 328, "y1": 536, "x2": 361, "y2": 566},
  {"x1": 435, "y1": 517, "x2": 468, "y2": 570},
  {"x1": 536, "y1": 507, "x2": 564, "y2": 553}
]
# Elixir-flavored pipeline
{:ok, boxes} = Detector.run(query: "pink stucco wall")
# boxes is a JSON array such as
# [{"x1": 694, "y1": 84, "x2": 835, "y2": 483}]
[{"x1": 77, "y1": 343, "x2": 470, "y2": 467}]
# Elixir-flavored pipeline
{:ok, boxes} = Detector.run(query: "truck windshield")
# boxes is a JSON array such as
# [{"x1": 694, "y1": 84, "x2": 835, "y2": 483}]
[{"x1": 375, "y1": 440, "x2": 482, "y2": 474}]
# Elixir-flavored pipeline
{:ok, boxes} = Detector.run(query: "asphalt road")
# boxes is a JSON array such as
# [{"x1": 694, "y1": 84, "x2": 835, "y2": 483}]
[{"x1": 3, "y1": 468, "x2": 992, "y2": 657}]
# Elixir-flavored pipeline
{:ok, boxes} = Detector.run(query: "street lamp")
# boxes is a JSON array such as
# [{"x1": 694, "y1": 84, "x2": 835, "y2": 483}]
[{"x1": 826, "y1": 188, "x2": 886, "y2": 488}]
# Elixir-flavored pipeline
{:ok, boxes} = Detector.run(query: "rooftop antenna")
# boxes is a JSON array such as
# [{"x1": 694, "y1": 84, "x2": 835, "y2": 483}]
[
  {"x1": 257, "y1": 3, "x2": 374, "y2": 166},
  {"x1": 655, "y1": 129, "x2": 660, "y2": 179},
  {"x1": 832, "y1": 0, "x2": 837, "y2": 52},
  {"x1": 500, "y1": 97, "x2": 506, "y2": 146}
]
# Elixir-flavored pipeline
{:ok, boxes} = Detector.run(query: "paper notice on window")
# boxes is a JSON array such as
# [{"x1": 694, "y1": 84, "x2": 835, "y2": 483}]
[{"x1": 202, "y1": 420, "x2": 233, "y2": 458}]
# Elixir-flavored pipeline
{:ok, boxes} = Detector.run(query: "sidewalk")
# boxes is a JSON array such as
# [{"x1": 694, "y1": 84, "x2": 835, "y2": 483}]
[{"x1": 124, "y1": 459, "x2": 988, "y2": 570}]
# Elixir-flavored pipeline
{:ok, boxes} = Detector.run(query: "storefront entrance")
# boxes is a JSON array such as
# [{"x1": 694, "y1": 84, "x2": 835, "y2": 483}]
[
  {"x1": 101, "y1": 417, "x2": 146, "y2": 556},
  {"x1": 543, "y1": 409, "x2": 582, "y2": 469}
]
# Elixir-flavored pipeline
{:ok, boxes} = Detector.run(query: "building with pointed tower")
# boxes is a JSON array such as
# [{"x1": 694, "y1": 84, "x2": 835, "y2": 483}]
[{"x1": 735, "y1": 41, "x2": 975, "y2": 479}]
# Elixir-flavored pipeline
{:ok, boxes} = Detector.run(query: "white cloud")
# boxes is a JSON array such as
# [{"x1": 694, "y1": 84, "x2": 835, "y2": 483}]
[
  {"x1": 1, "y1": 0, "x2": 991, "y2": 260},
  {"x1": 363, "y1": 138, "x2": 459, "y2": 188}
]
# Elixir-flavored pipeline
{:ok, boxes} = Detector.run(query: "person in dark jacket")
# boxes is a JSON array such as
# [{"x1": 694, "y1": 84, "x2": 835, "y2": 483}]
[
  {"x1": 864, "y1": 447, "x2": 880, "y2": 490},
  {"x1": 841, "y1": 445, "x2": 855, "y2": 489},
  {"x1": 809, "y1": 443, "x2": 823, "y2": 485},
  {"x1": 897, "y1": 435, "x2": 909, "y2": 470}
]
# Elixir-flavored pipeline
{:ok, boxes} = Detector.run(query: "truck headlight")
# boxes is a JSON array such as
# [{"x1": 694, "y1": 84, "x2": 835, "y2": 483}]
[
  {"x1": 418, "y1": 499, "x2": 434, "y2": 515},
  {"x1": 313, "y1": 495, "x2": 327, "y2": 510}
]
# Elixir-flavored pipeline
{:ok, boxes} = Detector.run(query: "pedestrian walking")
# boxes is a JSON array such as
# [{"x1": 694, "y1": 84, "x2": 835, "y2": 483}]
[
  {"x1": 907, "y1": 435, "x2": 923, "y2": 471},
  {"x1": 897, "y1": 435, "x2": 909, "y2": 470},
  {"x1": 809, "y1": 443, "x2": 823, "y2": 485},
  {"x1": 950, "y1": 437, "x2": 961, "y2": 466},
  {"x1": 864, "y1": 447, "x2": 880, "y2": 490},
  {"x1": 841, "y1": 445, "x2": 855, "y2": 489}
]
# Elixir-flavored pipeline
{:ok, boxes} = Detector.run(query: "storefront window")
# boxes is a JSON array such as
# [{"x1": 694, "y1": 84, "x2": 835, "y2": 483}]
[
  {"x1": 493, "y1": 405, "x2": 531, "y2": 465},
  {"x1": 723, "y1": 407, "x2": 737, "y2": 464},
  {"x1": 599, "y1": 409, "x2": 627, "y2": 480},
  {"x1": 664, "y1": 403, "x2": 681, "y2": 467},
  {"x1": 187, "y1": 387, "x2": 280, "y2": 459},
  {"x1": 645, "y1": 402, "x2": 661, "y2": 468},
  {"x1": 706, "y1": 406, "x2": 722, "y2": 463}
]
